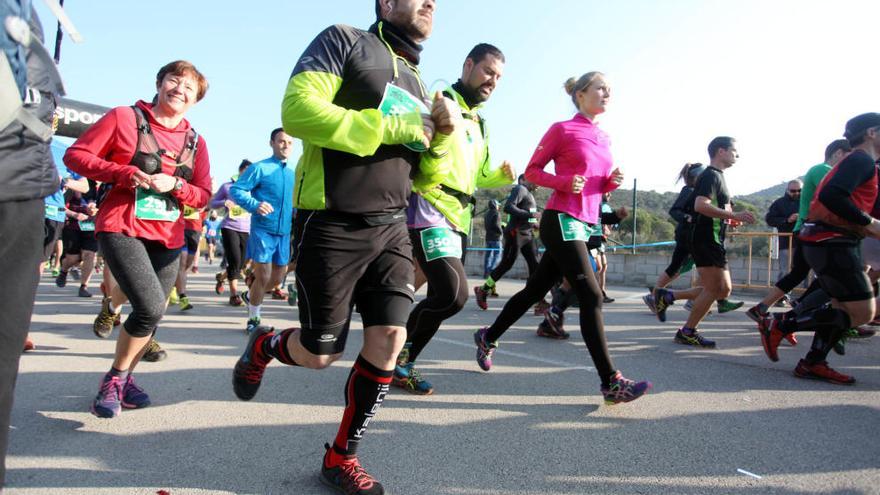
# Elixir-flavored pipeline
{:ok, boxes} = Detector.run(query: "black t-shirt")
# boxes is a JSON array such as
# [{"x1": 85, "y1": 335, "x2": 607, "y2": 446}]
[
  {"x1": 689, "y1": 166, "x2": 730, "y2": 244},
  {"x1": 503, "y1": 184, "x2": 537, "y2": 235}
]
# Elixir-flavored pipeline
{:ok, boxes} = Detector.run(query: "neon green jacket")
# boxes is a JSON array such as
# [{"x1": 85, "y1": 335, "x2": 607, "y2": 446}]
[{"x1": 412, "y1": 86, "x2": 514, "y2": 234}]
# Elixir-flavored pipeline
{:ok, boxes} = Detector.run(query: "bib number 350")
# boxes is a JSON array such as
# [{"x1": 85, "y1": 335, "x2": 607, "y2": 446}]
[{"x1": 420, "y1": 227, "x2": 462, "y2": 262}]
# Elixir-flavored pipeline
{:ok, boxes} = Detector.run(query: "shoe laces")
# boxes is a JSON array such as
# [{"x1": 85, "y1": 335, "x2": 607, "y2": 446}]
[
  {"x1": 407, "y1": 365, "x2": 426, "y2": 384},
  {"x1": 337, "y1": 458, "x2": 378, "y2": 492},
  {"x1": 96, "y1": 311, "x2": 115, "y2": 328},
  {"x1": 124, "y1": 375, "x2": 144, "y2": 394},
  {"x1": 98, "y1": 377, "x2": 122, "y2": 401}
]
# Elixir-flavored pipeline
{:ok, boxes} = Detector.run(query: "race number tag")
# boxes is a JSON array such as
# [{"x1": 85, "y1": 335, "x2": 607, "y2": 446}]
[
  {"x1": 44, "y1": 204, "x2": 61, "y2": 218},
  {"x1": 79, "y1": 220, "x2": 96, "y2": 231},
  {"x1": 420, "y1": 227, "x2": 462, "y2": 262},
  {"x1": 528, "y1": 207, "x2": 538, "y2": 224},
  {"x1": 183, "y1": 205, "x2": 200, "y2": 220},
  {"x1": 228, "y1": 205, "x2": 249, "y2": 219},
  {"x1": 135, "y1": 189, "x2": 179, "y2": 222},
  {"x1": 558, "y1": 213, "x2": 589, "y2": 242},
  {"x1": 378, "y1": 83, "x2": 430, "y2": 152}
]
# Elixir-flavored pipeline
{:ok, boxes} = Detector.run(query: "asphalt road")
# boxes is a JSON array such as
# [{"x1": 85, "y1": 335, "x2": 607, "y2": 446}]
[{"x1": 6, "y1": 270, "x2": 879, "y2": 494}]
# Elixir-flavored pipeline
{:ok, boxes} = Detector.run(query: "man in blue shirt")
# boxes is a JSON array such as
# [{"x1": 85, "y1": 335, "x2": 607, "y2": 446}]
[
  {"x1": 41, "y1": 147, "x2": 88, "y2": 274},
  {"x1": 230, "y1": 128, "x2": 296, "y2": 334}
]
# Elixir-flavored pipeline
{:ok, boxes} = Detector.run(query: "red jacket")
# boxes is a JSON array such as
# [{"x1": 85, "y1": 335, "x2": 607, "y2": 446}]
[{"x1": 64, "y1": 100, "x2": 211, "y2": 249}]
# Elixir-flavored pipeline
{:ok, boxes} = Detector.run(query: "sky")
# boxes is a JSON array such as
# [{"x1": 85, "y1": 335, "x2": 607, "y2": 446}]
[{"x1": 35, "y1": 0, "x2": 879, "y2": 195}]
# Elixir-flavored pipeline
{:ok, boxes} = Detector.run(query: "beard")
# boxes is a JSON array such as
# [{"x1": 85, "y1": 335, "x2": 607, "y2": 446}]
[{"x1": 389, "y1": 10, "x2": 432, "y2": 42}]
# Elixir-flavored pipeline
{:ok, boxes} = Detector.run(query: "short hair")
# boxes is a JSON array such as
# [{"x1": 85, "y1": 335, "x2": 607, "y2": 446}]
[
  {"x1": 518, "y1": 174, "x2": 526, "y2": 182},
  {"x1": 707, "y1": 136, "x2": 736, "y2": 158},
  {"x1": 270, "y1": 128, "x2": 285, "y2": 142},
  {"x1": 156, "y1": 60, "x2": 208, "y2": 101},
  {"x1": 824, "y1": 139, "x2": 852, "y2": 162},
  {"x1": 238, "y1": 159, "x2": 252, "y2": 171},
  {"x1": 466, "y1": 43, "x2": 505, "y2": 65}
]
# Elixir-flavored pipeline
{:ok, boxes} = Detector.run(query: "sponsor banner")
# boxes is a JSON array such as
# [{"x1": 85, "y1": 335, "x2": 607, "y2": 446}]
[{"x1": 54, "y1": 98, "x2": 110, "y2": 138}]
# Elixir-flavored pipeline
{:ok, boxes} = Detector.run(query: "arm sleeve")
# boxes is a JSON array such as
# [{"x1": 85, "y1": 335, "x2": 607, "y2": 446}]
[
  {"x1": 63, "y1": 108, "x2": 139, "y2": 185},
  {"x1": 229, "y1": 164, "x2": 264, "y2": 214},
  {"x1": 170, "y1": 136, "x2": 211, "y2": 208},
  {"x1": 668, "y1": 187, "x2": 691, "y2": 223},
  {"x1": 817, "y1": 155, "x2": 877, "y2": 226},
  {"x1": 524, "y1": 125, "x2": 572, "y2": 192},
  {"x1": 503, "y1": 186, "x2": 532, "y2": 221},
  {"x1": 764, "y1": 198, "x2": 788, "y2": 228},
  {"x1": 280, "y1": 25, "x2": 425, "y2": 158},
  {"x1": 209, "y1": 183, "x2": 229, "y2": 210}
]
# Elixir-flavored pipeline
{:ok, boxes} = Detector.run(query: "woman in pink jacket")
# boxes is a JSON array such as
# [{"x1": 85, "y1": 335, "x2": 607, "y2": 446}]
[{"x1": 473, "y1": 72, "x2": 651, "y2": 405}]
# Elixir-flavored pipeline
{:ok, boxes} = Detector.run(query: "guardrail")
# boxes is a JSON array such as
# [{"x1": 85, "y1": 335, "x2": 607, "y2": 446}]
[{"x1": 727, "y1": 231, "x2": 794, "y2": 289}]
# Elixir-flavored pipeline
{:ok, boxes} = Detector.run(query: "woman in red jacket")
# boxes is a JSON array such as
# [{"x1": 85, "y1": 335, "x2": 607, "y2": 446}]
[{"x1": 64, "y1": 60, "x2": 212, "y2": 418}]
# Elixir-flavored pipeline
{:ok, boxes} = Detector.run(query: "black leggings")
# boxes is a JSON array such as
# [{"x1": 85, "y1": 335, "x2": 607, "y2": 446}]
[
  {"x1": 405, "y1": 229, "x2": 469, "y2": 362},
  {"x1": 98, "y1": 233, "x2": 180, "y2": 338},
  {"x1": 664, "y1": 234, "x2": 691, "y2": 278},
  {"x1": 485, "y1": 210, "x2": 615, "y2": 384},
  {"x1": 775, "y1": 236, "x2": 810, "y2": 293},
  {"x1": 221, "y1": 228, "x2": 249, "y2": 280},
  {"x1": 489, "y1": 229, "x2": 538, "y2": 282}
]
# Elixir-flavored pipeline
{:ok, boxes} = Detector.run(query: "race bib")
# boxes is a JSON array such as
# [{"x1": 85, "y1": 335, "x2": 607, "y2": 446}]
[
  {"x1": 228, "y1": 205, "x2": 249, "y2": 219},
  {"x1": 79, "y1": 220, "x2": 96, "y2": 232},
  {"x1": 44, "y1": 204, "x2": 61, "y2": 219},
  {"x1": 183, "y1": 205, "x2": 200, "y2": 220},
  {"x1": 528, "y1": 207, "x2": 538, "y2": 224},
  {"x1": 420, "y1": 227, "x2": 462, "y2": 262},
  {"x1": 135, "y1": 189, "x2": 179, "y2": 222},
  {"x1": 558, "y1": 213, "x2": 589, "y2": 242},
  {"x1": 378, "y1": 83, "x2": 430, "y2": 152}
]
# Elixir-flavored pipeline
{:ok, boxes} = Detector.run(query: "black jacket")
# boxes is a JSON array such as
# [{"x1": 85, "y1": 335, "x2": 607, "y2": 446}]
[{"x1": 765, "y1": 194, "x2": 799, "y2": 235}]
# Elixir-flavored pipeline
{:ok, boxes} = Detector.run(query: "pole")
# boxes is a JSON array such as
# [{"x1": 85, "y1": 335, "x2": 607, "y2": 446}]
[
  {"x1": 631, "y1": 178, "x2": 637, "y2": 254},
  {"x1": 53, "y1": 0, "x2": 66, "y2": 64}
]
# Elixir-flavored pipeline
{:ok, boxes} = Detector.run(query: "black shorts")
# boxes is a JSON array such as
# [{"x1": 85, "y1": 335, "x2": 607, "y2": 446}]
[
  {"x1": 62, "y1": 228, "x2": 98, "y2": 255},
  {"x1": 294, "y1": 211, "x2": 415, "y2": 355},
  {"x1": 802, "y1": 240, "x2": 873, "y2": 302},
  {"x1": 690, "y1": 235, "x2": 727, "y2": 268},
  {"x1": 205, "y1": 237, "x2": 217, "y2": 246},
  {"x1": 42, "y1": 219, "x2": 63, "y2": 261},
  {"x1": 184, "y1": 229, "x2": 201, "y2": 254}
]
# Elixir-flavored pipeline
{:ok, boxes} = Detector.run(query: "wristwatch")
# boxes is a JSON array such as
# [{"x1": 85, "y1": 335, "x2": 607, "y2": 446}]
[{"x1": 173, "y1": 178, "x2": 184, "y2": 192}]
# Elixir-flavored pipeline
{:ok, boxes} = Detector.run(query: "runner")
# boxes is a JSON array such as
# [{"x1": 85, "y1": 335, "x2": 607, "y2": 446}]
[
  {"x1": 56, "y1": 190, "x2": 99, "y2": 297},
  {"x1": 231, "y1": 1, "x2": 457, "y2": 492},
  {"x1": 483, "y1": 199, "x2": 503, "y2": 279},
  {"x1": 173, "y1": 206, "x2": 205, "y2": 311},
  {"x1": 210, "y1": 159, "x2": 252, "y2": 305},
  {"x1": 64, "y1": 60, "x2": 212, "y2": 418},
  {"x1": 393, "y1": 43, "x2": 515, "y2": 395},
  {"x1": 229, "y1": 128, "x2": 295, "y2": 334},
  {"x1": 474, "y1": 174, "x2": 540, "y2": 310},
  {"x1": 760, "y1": 113, "x2": 880, "y2": 384},
  {"x1": 473, "y1": 72, "x2": 651, "y2": 405},
  {"x1": 652, "y1": 137, "x2": 756, "y2": 347},
  {"x1": 204, "y1": 210, "x2": 222, "y2": 264}
]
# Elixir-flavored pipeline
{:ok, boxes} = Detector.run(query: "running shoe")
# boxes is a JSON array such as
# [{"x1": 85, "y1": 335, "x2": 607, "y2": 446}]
[
  {"x1": 320, "y1": 443, "x2": 385, "y2": 495},
  {"x1": 214, "y1": 272, "x2": 226, "y2": 294},
  {"x1": 473, "y1": 327, "x2": 498, "y2": 371},
  {"x1": 674, "y1": 328, "x2": 716, "y2": 348},
  {"x1": 232, "y1": 326, "x2": 274, "y2": 401},
  {"x1": 602, "y1": 294, "x2": 615, "y2": 304},
  {"x1": 245, "y1": 317, "x2": 261, "y2": 335},
  {"x1": 654, "y1": 288, "x2": 672, "y2": 322},
  {"x1": 642, "y1": 293, "x2": 657, "y2": 314},
  {"x1": 391, "y1": 362, "x2": 434, "y2": 395},
  {"x1": 91, "y1": 373, "x2": 123, "y2": 418},
  {"x1": 286, "y1": 283, "x2": 297, "y2": 307},
  {"x1": 537, "y1": 320, "x2": 570, "y2": 340},
  {"x1": 601, "y1": 371, "x2": 652, "y2": 405},
  {"x1": 168, "y1": 287, "x2": 179, "y2": 305},
  {"x1": 179, "y1": 295, "x2": 193, "y2": 311},
  {"x1": 70, "y1": 267, "x2": 80, "y2": 280},
  {"x1": 745, "y1": 305, "x2": 767, "y2": 326},
  {"x1": 489, "y1": 286, "x2": 499, "y2": 298},
  {"x1": 533, "y1": 298, "x2": 550, "y2": 316},
  {"x1": 793, "y1": 359, "x2": 855, "y2": 385},
  {"x1": 229, "y1": 294, "x2": 243, "y2": 307},
  {"x1": 473, "y1": 286, "x2": 489, "y2": 310},
  {"x1": 22, "y1": 339, "x2": 35, "y2": 352},
  {"x1": 142, "y1": 338, "x2": 167, "y2": 362},
  {"x1": 78, "y1": 285, "x2": 92, "y2": 298},
  {"x1": 271, "y1": 288, "x2": 288, "y2": 300},
  {"x1": 121, "y1": 375, "x2": 151, "y2": 409},
  {"x1": 758, "y1": 317, "x2": 784, "y2": 362},
  {"x1": 537, "y1": 308, "x2": 569, "y2": 339},
  {"x1": 55, "y1": 270, "x2": 68, "y2": 288},
  {"x1": 717, "y1": 299, "x2": 744, "y2": 313},
  {"x1": 93, "y1": 297, "x2": 120, "y2": 339},
  {"x1": 51, "y1": 267, "x2": 60, "y2": 277},
  {"x1": 849, "y1": 326, "x2": 876, "y2": 339}
]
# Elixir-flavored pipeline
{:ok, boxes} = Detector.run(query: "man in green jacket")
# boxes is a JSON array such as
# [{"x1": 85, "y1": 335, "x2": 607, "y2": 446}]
[{"x1": 394, "y1": 43, "x2": 515, "y2": 395}]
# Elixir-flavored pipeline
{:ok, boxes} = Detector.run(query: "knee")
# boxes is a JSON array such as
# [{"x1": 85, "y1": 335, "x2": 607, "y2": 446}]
[
  {"x1": 452, "y1": 286, "x2": 469, "y2": 312},
  {"x1": 298, "y1": 353, "x2": 341, "y2": 369}
]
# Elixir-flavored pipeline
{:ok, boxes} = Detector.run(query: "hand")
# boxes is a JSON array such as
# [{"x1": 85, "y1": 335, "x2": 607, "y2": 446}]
[
  {"x1": 148, "y1": 173, "x2": 177, "y2": 193},
  {"x1": 788, "y1": 213, "x2": 799, "y2": 223},
  {"x1": 131, "y1": 169, "x2": 152, "y2": 190},
  {"x1": 76, "y1": 213, "x2": 88, "y2": 221},
  {"x1": 224, "y1": 200, "x2": 236, "y2": 211},
  {"x1": 256, "y1": 202, "x2": 274, "y2": 216},
  {"x1": 609, "y1": 167, "x2": 624, "y2": 186},
  {"x1": 616, "y1": 206, "x2": 629, "y2": 219},
  {"x1": 87, "y1": 202, "x2": 98, "y2": 216},
  {"x1": 734, "y1": 211, "x2": 756, "y2": 224},
  {"x1": 430, "y1": 91, "x2": 461, "y2": 136},
  {"x1": 500, "y1": 161, "x2": 515, "y2": 181},
  {"x1": 571, "y1": 175, "x2": 586, "y2": 194}
]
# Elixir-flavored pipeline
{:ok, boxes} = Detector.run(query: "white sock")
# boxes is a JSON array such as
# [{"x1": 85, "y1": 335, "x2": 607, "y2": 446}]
[{"x1": 248, "y1": 304, "x2": 261, "y2": 320}]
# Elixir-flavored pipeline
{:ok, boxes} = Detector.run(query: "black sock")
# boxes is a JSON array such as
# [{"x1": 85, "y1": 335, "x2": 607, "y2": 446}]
[
  {"x1": 262, "y1": 329, "x2": 301, "y2": 366},
  {"x1": 332, "y1": 355, "x2": 393, "y2": 456}
]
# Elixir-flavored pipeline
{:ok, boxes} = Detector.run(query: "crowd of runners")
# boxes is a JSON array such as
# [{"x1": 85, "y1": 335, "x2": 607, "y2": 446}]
[{"x1": 4, "y1": 1, "x2": 880, "y2": 494}]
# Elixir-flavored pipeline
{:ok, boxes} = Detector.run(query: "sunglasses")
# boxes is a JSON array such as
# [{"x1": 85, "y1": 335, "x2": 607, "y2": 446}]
[{"x1": 788, "y1": 189, "x2": 801, "y2": 193}]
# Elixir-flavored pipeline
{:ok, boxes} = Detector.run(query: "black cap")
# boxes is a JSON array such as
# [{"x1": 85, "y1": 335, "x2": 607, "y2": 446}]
[{"x1": 844, "y1": 113, "x2": 880, "y2": 142}]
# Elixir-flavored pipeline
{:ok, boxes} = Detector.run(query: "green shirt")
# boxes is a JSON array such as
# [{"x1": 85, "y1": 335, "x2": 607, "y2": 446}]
[{"x1": 794, "y1": 162, "x2": 832, "y2": 232}]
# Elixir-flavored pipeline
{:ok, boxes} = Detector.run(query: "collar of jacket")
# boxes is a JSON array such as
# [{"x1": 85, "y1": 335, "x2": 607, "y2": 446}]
[{"x1": 369, "y1": 21, "x2": 422, "y2": 65}]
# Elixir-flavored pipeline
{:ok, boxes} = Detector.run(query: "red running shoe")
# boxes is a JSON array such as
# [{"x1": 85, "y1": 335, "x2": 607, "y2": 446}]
[
  {"x1": 473, "y1": 286, "x2": 489, "y2": 310},
  {"x1": 759, "y1": 317, "x2": 785, "y2": 362},
  {"x1": 793, "y1": 359, "x2": 855, "y2": 385}
]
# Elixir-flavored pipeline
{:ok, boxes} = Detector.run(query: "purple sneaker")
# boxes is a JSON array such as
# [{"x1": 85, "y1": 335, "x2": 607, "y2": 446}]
[
  {"x1": 121, "y1": 375, "x2": 151, "y2": 409},
  {"x1": 473, "y1": 327, "x2": 498, "y2": 371},
  {"x1": 91, "y1": 374, "x2": 123, "y2": 418},
  {"x1": 601, "y1": 371, "x2": 652, "y2": 405}
]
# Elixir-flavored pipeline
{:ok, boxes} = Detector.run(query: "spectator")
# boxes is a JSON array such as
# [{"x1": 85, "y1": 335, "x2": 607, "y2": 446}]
[
  {"x1": 766, "y1": 179, "x2": 802, "y2": 289},
  {"x1": 483, "y1": 199, "x2": 502, "y2": 279}
]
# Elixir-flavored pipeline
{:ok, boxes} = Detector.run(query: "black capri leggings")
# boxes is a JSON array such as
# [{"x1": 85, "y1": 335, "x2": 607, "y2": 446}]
[
  {"x1": 485, "y1": 210, "x2": 615, "y2": 383},
  {"x1": 98, "y1": 232, "x2": 180, "y2": 338},
  {"x1": 489, "y1": 229, "x2": 539, "y2": 282},
  {"x1": 221, "y1": 228, "x2": 249, "y2": 280},
  {"x1": 775, "y1": 235, "x2": 811, "y2": 293},
  {"x1": 664, "y1": 232, "x2": 692, "y2": 278},
  {"x1": 405, "y1": 228, "x2": 469, "y2": 362}
]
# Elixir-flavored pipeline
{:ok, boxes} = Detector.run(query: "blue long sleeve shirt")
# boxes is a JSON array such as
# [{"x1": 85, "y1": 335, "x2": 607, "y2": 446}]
[{"x1": 229, "y1": 156, "x2": 295, "y2": 235}]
